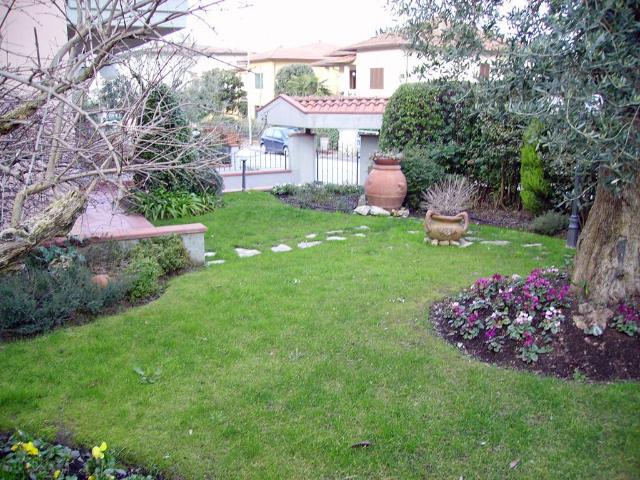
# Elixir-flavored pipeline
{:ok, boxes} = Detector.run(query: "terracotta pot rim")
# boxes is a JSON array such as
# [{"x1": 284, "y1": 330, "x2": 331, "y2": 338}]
[
  {"x1": 428, "y1": 211, "x2": 468, "y2": 221},
  {"x1": 372, "y1": 156, "x2": 401, "y2": 166}
]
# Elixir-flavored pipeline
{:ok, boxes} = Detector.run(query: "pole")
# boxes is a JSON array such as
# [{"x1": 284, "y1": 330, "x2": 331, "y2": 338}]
[
  {"x1": 566, "y1": 168, "x2": 582, "y2": 248},
  {"x1": 247, "y1": 51, "x2": 252, "y2": 146},
  {"x1": 242, "y1": 159, "x2": 247, "y2": 192}
]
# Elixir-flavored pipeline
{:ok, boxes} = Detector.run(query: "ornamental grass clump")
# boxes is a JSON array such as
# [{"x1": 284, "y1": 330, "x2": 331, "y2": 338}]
[
  {"x1": 442, "y1": 267, "x2": 572, "y2": 363},
  {"x1": 420, "y1": 175, "x2": 476, "y2": 215}
]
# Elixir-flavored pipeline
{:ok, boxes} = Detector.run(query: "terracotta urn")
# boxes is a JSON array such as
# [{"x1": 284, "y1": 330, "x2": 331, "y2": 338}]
[
  {"x1": 91, "y1": 274, "x2": 110, "y2": 288},
  {"x1": 364, "y1": 154, "x2": 407, "y2": 211},
  {"x1": 424, "y1": 210, "x2": 469, "y2": 241}
]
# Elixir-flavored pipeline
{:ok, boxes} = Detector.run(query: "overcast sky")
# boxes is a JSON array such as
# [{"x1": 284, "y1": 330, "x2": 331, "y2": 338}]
[{"x1": 186, "y1": 0, "x2": 396, "y2": 52}]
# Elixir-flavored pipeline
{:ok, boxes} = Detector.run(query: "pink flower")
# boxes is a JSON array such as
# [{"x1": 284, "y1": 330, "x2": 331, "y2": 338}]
[
  {"x1": 523, "y1": 331, "x2": 535, "y2": 347},
  {"x1": 485, "y1": 327, "x2": 497, "y2": 340}
]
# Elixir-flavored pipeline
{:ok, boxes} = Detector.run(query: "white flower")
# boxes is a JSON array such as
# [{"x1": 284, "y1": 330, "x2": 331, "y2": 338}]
[{"x1": 515, "y1": 311, "x2": 533, "y2": 324}]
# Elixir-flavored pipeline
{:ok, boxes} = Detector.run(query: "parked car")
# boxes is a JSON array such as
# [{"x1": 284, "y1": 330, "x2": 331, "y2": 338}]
[{"x1": 260, "y1": 127, "x2": 300, "y2": 155}]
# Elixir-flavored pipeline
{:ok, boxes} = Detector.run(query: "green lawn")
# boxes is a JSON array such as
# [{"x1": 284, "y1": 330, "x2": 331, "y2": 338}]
[{"x1": 1, "y1": 192, "x2": 638, "y2": 479}]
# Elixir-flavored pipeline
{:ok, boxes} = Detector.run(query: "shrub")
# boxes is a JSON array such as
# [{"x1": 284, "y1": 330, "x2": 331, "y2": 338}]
[
  {"x1": 129, "y1": 188, "x2": 219, "y2": 221},
  {"x1": 380, "y1": 80, "x2": 525, "y2": 209},
  {"x1": 272, "y1": 183, "x2": 362, "y2": 213},
  {"x1": 529, "y1": 211, "x2": 569, "y2": 235},
  {"x1": 130, "y1": 235, "x2": 191, "y2": 275},
  {"x1": 520, "y1": 120, "x2": 550, "y2": 213},
  {"x1": 125, "y1": 256, "x2": 163, "y2": 301},
  {"x1": 271, "y1": 183, "x2": 299, "y2": 196},
  {"x1": 0, "y1": 261, "x2": 129, "y2": 336},
  {"x1": 441, "y1": 268, "x2": 572, "y2": 363},
  {"x1": 400, "y1": 146, "x2": 447, "y2": 210},
  {"x1": 420, "y1": 176, "x2": 476, "y2": 215}
]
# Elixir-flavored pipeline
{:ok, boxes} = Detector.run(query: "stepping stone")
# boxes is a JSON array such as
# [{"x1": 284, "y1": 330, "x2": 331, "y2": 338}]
[
  {"x1": 207, "y1": 260, "x2": 225, "y2": 266},
  {"x1": 355, "y1": 225, "x2": 370, "y2": 230},
  {"x1": 235, "y1": 248, "x2": 261, "y2": 258},
  {"x1": 407, "y1": 230, "x2": 420, "y2": 234},
  {"x1": 326, "y1": 230, "x2": 344, "y2": 235},
  {"x1": 271, "y1": 244, "x2": 292, "y2": 253},
  {"x1": 298, "y1": 241, "x2": 322, "y2": 249},
  {"x1": 353, "y1": 233, "x2": 366, "y2": 238},
  {"x1": 465, "y1": 236, "x2": 483, "y2": 241},
  {"x1": 459, "y1": 239, "x2": 474, "y2": 248},
  {"x1": 480, "y1": 240, "x2": 510, "y2": 246},
  {"x1": 305, "y1": 233, "x2": 317, "y2": 239},
  {"x1": 327, "y1": 236, "x2": 346, "y2": 241},
  {"x1": 204, "y1": 252, "x2": 217, "y2": 258},
  {"x1": 523, "y1": 243, "x2": 543, "y2": 247}
]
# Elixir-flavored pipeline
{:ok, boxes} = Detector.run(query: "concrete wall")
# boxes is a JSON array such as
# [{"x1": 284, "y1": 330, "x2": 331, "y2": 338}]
[
  {"x1": 221, "y1": 169, "x2": 295, "y2": 192},
  {"x1": 359, "y1": 134, "x2": 379, "y2": 185},
  {"x1": 288, "y1": 133, "x2": 316, "y2": 184}
]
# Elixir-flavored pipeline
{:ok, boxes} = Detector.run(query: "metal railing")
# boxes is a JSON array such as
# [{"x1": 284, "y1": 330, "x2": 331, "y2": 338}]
[{"x1": 315, "y1": 146, "x2": 360, "y2": 185}]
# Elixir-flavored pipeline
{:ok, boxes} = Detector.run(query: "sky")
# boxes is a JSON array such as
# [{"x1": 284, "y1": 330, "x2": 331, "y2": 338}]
[{"x1": 186, "y1": 0, "x2": 396, "y2": 53}]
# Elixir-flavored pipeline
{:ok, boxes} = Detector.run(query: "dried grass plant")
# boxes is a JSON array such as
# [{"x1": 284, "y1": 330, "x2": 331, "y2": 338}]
[{"x1": 420, "y1": 176, "x2": 477, "y2": 215}]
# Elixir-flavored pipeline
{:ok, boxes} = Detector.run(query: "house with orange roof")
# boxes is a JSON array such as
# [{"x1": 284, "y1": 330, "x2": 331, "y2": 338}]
[{"x1": 245, "y1": 42, "x2": 341, "y2": 118}]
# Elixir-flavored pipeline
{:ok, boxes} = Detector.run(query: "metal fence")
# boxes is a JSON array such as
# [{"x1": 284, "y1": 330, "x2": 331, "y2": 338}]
[
  {"x1": 315, "y1": 147, "x2": 360, "y2": 185},
  {"x1": 217, "y1": 149, "x2": 288, "y2": 173}
]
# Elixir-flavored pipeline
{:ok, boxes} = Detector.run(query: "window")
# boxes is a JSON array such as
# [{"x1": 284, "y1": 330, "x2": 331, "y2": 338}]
[
  {"x1": 254, "y1": 72, "x2": 263, "y2": 89},
  {"x1": 370, "y1": 68, "x2": 384, "y2": 89},
  {"x1": 479, "y1": 62, "x2": 490, "y2": 79},
  {"x1": 349, "y1": 68, "x2": 357, "y2": 90}
]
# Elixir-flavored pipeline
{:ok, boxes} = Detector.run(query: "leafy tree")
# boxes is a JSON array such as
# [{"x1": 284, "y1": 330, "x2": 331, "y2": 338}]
[
  {"x1": 390, "y1": 0, "x2": 640, "y2": 304},
  {"x1": 274, "y1": 64, "x2": 329, "y2": 96},
  {"x1": 181, "y1": 68, "x2": 246, "y2": 122}
]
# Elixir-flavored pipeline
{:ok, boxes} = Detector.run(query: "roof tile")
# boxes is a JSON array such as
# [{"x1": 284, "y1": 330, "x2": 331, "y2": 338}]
[{"x1": 284, "y1": 95, "x2": 387, "y2": 114}]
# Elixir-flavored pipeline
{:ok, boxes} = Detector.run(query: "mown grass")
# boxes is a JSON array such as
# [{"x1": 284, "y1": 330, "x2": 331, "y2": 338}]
[{"x1": 1, "y1": 192, "x2": 638, "y2": 479}]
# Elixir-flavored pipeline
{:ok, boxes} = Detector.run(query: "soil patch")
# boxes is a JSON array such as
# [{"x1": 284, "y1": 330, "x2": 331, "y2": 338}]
[{"x1": 430, "y1": 300, "x2": 640, "y2": 381}]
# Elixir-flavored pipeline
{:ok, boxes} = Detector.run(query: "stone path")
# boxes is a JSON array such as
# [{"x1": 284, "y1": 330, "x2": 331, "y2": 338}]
[
  {"x1": 480, "y1": 240, "x2": 510, "y2": 246},
  {"x1": 298, "y1": 241, "x2": 322, "y2": 249},
  {"x1": 523, "y1": 243, "x2": 543, "y2": 247},
  {"x1": 235, "y1": 248, "x2": 262, "y2": 258},
  {"x1": 207, "y1": 223, "x2": 523, "y2": 268},
  {"x1": 271, "y1": 244, "x2": 292, "y2": 253}
]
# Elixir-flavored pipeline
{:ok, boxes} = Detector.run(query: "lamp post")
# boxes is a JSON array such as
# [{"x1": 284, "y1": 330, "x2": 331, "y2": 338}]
[{"x1": 566, "y1": 168, "x2": 582, "y2": 248}]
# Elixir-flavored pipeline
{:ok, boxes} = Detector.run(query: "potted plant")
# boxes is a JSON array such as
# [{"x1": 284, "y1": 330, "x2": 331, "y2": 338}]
[
  {"x1": 364, "y1": 151, "x2": 407, "y2": 211},
  {"x1": 421, "y1": 176, "x2": 476, "y2": 242}
]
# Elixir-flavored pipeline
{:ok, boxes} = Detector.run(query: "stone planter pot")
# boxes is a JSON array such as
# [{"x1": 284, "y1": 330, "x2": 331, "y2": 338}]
[
  {"x1": 424, "y1": 210, "x2": 469, "y2": 241},
  {"x1": 364, "y1": 155, "x2": 407, "y2": 211}
]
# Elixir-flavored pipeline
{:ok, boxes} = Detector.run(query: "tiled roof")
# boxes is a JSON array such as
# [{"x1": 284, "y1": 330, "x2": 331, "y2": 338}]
[
  {"x1": 311, "y1": 55, "x2": 356, "y2": 67},
  {"x1": 336, "y1": 34, "x2": 410, "y2": 53},
  {"x1": 250, "y1": 42, "x2": 339, "y2": 62},
  {"x1": 271, "y1": 95, "x2": 387, "y2": 115}
]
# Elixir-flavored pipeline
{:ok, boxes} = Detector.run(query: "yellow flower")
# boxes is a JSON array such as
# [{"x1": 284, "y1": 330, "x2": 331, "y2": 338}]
[
  {"x1": 88, "y1": 476, "x2": 95, "y2": 480},
  {"x1": 23, "y1": 441, "x2": 39, "y2": 456},
  {"x1": 10, "y1": 443, "x2": 19, "y2": 452},
  {"x1": 91, "y1": 446, "x2": 104, "y2": 460},
  {"x1": 91, "y1": 441, "x2": 108, "y2": 460},
  {"x1": 25, "y1": 462, "x2": 31, "y2": 469},
  {"x1": 53, "y1": 470, "x2": 61, "y2": 479}
]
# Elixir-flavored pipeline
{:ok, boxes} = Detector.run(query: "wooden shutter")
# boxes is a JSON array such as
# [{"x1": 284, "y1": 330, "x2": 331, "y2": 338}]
[{"x1": 370, "y1": 68, "x2": 384, "y2": 89}]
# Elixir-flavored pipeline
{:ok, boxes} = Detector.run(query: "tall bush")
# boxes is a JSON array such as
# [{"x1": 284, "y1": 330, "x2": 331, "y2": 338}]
[
  {"x1": 519, "y1": 120, "x2": 550, "y2": 214},
  {"x1": 400, "y1": 146, "x2": 447, "y2": 210}
]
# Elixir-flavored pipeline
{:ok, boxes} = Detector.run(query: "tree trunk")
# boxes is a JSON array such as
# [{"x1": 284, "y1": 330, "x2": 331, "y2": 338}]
[
  {"x1": 572, "y1": 180, "x2": 640, "y2": 304},
  {"x1": 0, "y1": 189, "x2": 87, "y2": 272}
]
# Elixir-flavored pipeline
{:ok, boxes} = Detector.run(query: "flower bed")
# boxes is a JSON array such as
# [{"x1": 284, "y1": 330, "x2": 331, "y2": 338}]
[
  {"x1": 0, "y1": 432, "x2": 162, "y2": 480},
  {"x1": 430, "y1": 268, "x2": 640, "y2": 380}
]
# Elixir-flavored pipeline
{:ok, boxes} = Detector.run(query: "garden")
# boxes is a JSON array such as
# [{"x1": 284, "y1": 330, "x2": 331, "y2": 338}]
[{"x1": 1, "y1": 0, "x2": 639, "y2": 478}]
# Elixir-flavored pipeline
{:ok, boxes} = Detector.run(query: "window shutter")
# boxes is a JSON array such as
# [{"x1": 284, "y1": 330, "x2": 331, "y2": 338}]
[{"x1": 370, "y1": 68, "x2": 384, "y2": 89}]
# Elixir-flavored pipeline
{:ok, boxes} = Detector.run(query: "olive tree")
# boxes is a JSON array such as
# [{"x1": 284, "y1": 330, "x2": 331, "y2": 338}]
[{"x1": 390, "y1": 0, "x2": 639, "y2": 305}]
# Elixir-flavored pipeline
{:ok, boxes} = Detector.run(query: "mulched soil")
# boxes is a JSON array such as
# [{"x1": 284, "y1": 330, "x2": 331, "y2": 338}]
[
  {"x1": 430, "y1": 300, "x2": 640, "y2": 381},
  {"x1": 0, "y1": 432, "x2": 164, "y2": 479},
  {"x1": 275, "y1": 193, "x2": 360, "y2": 213}
]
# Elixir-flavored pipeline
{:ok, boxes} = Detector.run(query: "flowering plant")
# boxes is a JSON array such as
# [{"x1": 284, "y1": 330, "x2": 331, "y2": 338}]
[
  {"x1": 442, "y1": 267, "x2": 572, "y2": 363},
  {"x1": 1, "y1": 433, "x2": 154, "y2": 480},
  {"x1": 610, "y1": 303, "x2": 639, "y2": 337}
]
